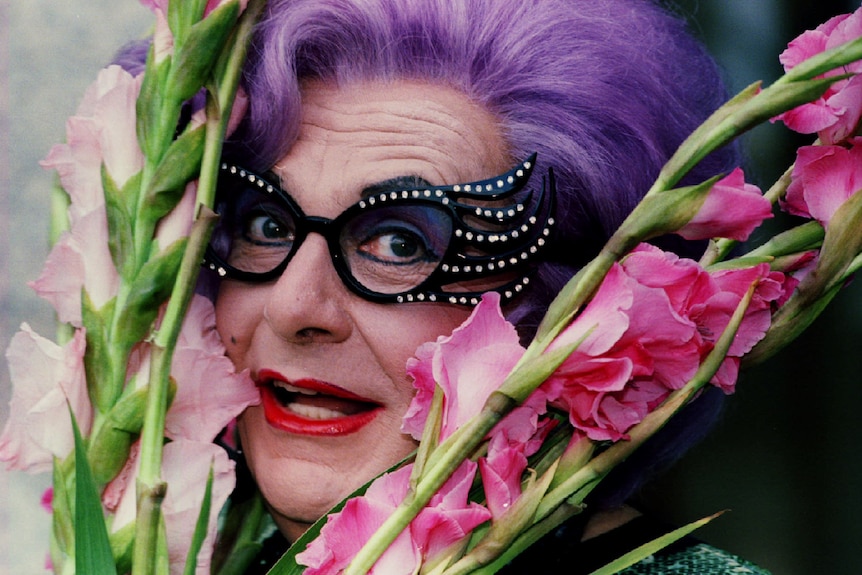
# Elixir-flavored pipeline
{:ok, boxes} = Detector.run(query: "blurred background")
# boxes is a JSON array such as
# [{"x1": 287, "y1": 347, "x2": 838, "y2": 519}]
[{"x1": 1, "y1": 0, "x2": 860, "y2": 573}]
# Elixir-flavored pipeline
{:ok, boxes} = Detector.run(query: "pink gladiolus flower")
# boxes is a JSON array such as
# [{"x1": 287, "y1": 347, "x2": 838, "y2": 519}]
[
  {"x1": 783, "y1": 138, "x2": 862, "y2": 227},
  {"x1": 0, "y1": 327, "x2": 90, "y2": 473},
  {"x1": 105, "y1": 439, "x2": 235, "y2": 575},
  {"x1": 543, "y1": 262, "x2": 697, "y2": 441},
  {"x1": 676, "y1": 168, "x2": 772, "y2": 241},
  {"x1": 126, "y1": 295, "x2": 259, "y2": 443},
  {"x1": 621, "y1": 245, "x2": 783, "y2": 393},
  {"x1": 772, "y1": 9, "x2": 862, "y2": 144},
  {"x1": 297, "y1": 460, "x2": 490, "y2": 575},
  {"x1": 479, "y1": 396, "x2": 555, "y2": 519},
  {"x1": 34, "y1": 66, "x2": 144, "y2": 323},
  {"x1": 402, "y1": 292, "x2": 525, "y2": 441},
  {"x1": 544, "y1": 244, "x2": 782, "y2": 440}
]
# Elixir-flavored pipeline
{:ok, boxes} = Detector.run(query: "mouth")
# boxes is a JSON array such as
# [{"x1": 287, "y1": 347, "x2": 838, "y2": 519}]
[{"x1": 257, "y1": 369, "x2": 382, "y2": 436}]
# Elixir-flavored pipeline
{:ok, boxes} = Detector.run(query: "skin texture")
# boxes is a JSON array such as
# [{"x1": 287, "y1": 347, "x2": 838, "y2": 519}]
[{"x1": 216, "y1": 79, "x2": 511, "y2": 541}]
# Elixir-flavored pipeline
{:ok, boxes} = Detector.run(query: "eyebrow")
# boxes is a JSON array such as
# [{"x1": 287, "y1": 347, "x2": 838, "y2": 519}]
[{"x1": 360, "y1": 175, "x2": 434, "y2": 198}]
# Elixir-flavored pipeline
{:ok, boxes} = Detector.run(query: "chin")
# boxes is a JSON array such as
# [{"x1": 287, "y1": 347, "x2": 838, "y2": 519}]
[{"x1": 238, "y1": 404, "x2": 417, "y2": 540}]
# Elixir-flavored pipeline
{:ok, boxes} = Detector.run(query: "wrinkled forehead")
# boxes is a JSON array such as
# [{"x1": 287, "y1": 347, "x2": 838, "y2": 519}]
[{"x1": 270, "y1": 80, "x2": 512, "y2": 205}]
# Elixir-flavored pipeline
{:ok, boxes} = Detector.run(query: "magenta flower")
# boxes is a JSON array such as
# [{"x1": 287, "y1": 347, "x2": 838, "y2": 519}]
[
  {"x1": 543, "y1": 261, "x2": 698, "y2": 441},
  {"x1": 676, "y1": 168, "x2": 772, "y2": 241},
  {"x1": 297, "y1": 460, "x2": 490, "y2": 575},
  {"x1": 479, "y1": 397, "x2": 555, "y2": 519},
  {"x1": 622, "y1": 245, "x2": 783, "y2": 393},
  {"x1": 543, "y1": 244, "x2": 782, "y2": 440},
  {"x1": 0, "y1": 327, "x2": 90, "y2": 473},
  {"x1": 783, "y1": 138, "x2": 862, "y2": 227},
  {"x1": 772, "y1": 8, "x2": 862, "y2": 144},
  {"x1": 402, "y1": 292, "x2": 526, "y2": 442}
]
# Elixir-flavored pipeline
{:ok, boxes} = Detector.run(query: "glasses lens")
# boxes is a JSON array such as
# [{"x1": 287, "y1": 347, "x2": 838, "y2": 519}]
[
  {"x1": 215, "y1": 183, "x2": 298, "y2": 275},
  {"x1": 340, "y1": 204, "x2": 453, "y2": 294}
]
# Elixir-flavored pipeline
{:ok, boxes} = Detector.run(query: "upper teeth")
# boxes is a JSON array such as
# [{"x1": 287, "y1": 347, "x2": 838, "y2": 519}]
[{"x1": 272, "y1": 380, "x2": 318, "y2": 395}]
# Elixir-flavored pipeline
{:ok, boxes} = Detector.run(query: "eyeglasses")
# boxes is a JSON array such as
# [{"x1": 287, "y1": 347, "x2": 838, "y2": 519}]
[{"x1": 204, "y1": 154, "x2": 555, "y2": 305}]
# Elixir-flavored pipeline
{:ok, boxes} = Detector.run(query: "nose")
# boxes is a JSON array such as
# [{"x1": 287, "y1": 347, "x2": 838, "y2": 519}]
[{"x1": 263, "y1": 233, "x2": 353, "y2": 344}]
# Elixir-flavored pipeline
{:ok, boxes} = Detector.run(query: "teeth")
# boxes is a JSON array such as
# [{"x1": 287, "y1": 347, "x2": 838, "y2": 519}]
[
  {"x1": 286, "y1": 402, "x2": 345, "y2": 420},
  {"x1": 272, "y1": 380, "x2": 318, "y2": 395}
]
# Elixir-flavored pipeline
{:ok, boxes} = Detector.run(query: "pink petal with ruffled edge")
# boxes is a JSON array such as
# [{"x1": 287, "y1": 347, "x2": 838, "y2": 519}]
[
  {"x1": 0, "y1": 327, "x2": 90, "y2": 473},
  {"x1": 165, "y1": 295, "x2": 259, "y2": 442}
]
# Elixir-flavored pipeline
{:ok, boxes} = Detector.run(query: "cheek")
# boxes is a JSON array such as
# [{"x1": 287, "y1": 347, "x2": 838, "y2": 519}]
[
  {"x1": 366, "y1": 304, "x2": 472, "y2": 383},
  {"x1": 215, "y1": 282, "x2": 264, "y2": 365}
]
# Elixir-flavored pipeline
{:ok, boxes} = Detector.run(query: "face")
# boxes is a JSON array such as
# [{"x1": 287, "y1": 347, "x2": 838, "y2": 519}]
[{"x1": 216, "y1": 79, "x2": 510, "y2": 541}]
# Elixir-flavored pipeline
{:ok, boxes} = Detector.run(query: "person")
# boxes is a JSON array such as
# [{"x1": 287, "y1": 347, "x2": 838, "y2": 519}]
[{"x1": 184, "y1": 0, "x2": 771, "y2": 572}]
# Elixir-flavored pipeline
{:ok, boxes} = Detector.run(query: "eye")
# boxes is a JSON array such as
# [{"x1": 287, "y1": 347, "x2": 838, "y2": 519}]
[
  {"x1": 239, "y1": 201, "x2": 295, "y2": 247},
  {"x1": 358, "y1": 224, "x2": 435, "y2": 264}
]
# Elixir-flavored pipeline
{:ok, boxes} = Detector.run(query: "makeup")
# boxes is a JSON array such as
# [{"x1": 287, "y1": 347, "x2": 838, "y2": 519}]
[{"x1": 257, "y1": 369, "x2": 382, "y2": 435}]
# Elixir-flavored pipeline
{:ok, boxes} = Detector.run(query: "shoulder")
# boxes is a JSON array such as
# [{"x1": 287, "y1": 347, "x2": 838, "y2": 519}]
[{"x1": 620, "y1": 542, "x2": 771, "y2": 575}]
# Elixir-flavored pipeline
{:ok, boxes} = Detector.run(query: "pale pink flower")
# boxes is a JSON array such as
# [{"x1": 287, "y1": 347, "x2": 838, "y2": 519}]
[
  {"x1": 676, "y1": 168, "x2": 772, "y2": 241},
  {"x1": 0, "y1": 327, "x2": 90, "y2": 473},
  {"x1": 783, "y1": 138, "x2": 862, "y2": 227},
  {"x1": 35, "y1": 65, "x2": 144, "y2": 323},
  {"x1": 105, "y1": 439, "x2": 235, "y2": 575},
  {"x1": 297, "y1": 460, "x2": 490, "y2": 575},
  {"x1": 772, "y1": 8, "x2": 862, "y2": 144},
  {"x1": 402, "y1": 292, "x2": 525, "y2": 441},
  {"x1": 126, "y1": 295, "x2": 259, "y2": 443}
]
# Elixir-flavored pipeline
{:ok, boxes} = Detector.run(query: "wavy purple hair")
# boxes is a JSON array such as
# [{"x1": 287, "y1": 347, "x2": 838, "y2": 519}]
[{"x1": 103, "y1": 0, "x2": 739, "y2": 511}]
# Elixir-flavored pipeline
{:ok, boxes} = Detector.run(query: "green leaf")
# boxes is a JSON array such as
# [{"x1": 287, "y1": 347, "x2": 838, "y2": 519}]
[
  {"x1": 183, "y1": 463, "x2": 215, "y2": 575},
  {"x1": 115, "y1": 238, "x2": 187, "y2": 351},
  {"x1": 72, "y1": 409, "x2": 118, "y2": 575},
  {"x1": 143, "y1": 124, "x2": 206, "y2": 222},
  {"x1": 169, "y1": 1, "x2": 241, "y2": 102},
  {"x1": 103, "y1": 166, "x2": 139, "y2": 279},
  {"x1": 588, "y1": 512, "x2": 723, "y2": 575}
]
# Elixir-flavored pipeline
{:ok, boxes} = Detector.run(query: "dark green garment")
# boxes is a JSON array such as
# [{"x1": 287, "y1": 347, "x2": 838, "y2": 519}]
[{"x1": 619, "y1": 543, "x2": 770, "y2": 574}]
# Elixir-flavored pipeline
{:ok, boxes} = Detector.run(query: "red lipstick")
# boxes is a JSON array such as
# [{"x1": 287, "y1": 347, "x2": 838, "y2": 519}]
[{"x1": 257, "y1": 369, "x2": 381, "y2": 436}]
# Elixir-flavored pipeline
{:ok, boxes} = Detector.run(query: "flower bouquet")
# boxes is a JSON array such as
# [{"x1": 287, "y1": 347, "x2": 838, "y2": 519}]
[{"x1": 1, "y1": 2, "x2": 861, "y2": 574}]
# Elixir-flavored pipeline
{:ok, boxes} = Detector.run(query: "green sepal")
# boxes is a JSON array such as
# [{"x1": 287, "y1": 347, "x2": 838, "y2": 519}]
[
  {"x1": 136, "y1": 46, "x2": 172, "y2": 159},
  {"x1": 143, "y1": 123, "x2": 206, "y2": 222},
  {"x1": 72, "y1": 409, "x2": 118, "y2": 575},
  {"x1": 51, "y1": 456, "x2": 75, "y2": 561},
  {"x1": 168, "y1": 1, "x2": 241, "y2": 103},
  {"x1": 88, "y1": 380, "x2": 178, "y2": 484},
  {"x1": 115, "y1": 238, "x2": 187, "y2": 351},
  {"x1": 168, "y1": 0, "x2": 208, "y2": 45},
  {"x1": 744, "y1": 220, "x2": 825, "y2": 261},
  {"x1": 81, "y1": 292, "x2": 118, "y2": 413},
  {"x1": 183, "y1": 463, "x2": 216, "y2": 575},
  {"x1": 103, "y1": 166, "x2": 141, "y2": 279},
  {"x1": 613, "y1": 176, "x2": 721, "y2": 250},
  {"x1": 109, "y1": 520, "x2": 136, "y2": 575}
]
